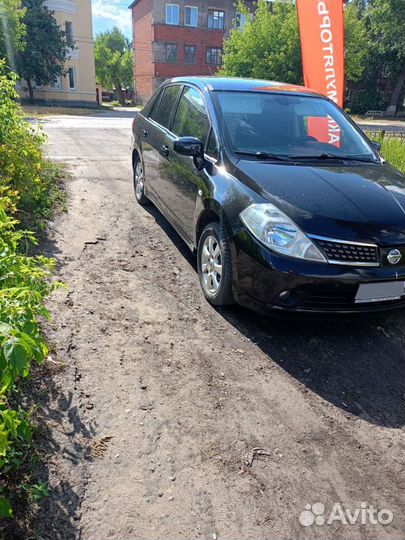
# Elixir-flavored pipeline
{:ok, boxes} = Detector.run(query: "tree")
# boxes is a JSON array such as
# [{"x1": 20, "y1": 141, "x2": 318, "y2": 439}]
[
  {"x1": 0, "y1": 0, "x2": 26, "y2": 70},
  {"x1": 15, "y1": 0, "x2": 68, "y2": 103},
  {"x1": 344, "y1": 3, "x2": 371, "y2": 84},
  {"x1": 369, "y1": 0, "x2": 405, "y2": 113},
  {"x1": 220, "y1": 0, "x2": 371, "y2": 89},
  {"x1": 220, "y1": 0, "x2": 405, "y2": 113},
  {"x1": 220, "y1": 0, "x2": 302, "y2": 84},
  {"x1": 94, "y1": 27, "x2": 134, "y2": 106}
]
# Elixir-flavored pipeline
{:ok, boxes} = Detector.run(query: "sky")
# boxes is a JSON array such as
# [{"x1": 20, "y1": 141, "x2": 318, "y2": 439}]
[{"x1": 92, "y1": 0, "x2": 132, "y2": 39}]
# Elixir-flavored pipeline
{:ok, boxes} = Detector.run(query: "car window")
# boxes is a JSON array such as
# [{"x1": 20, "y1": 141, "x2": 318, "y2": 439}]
[
  {"x1": 215, "y1": 91, "x2": 375, "y2": 159},
  {"x1": 172, "y1": 87, "x2": 210, "y2": 144},
  {"x1": 151, "y1": 85, "x2": 182, "y2": 129},
  {"x1": 206, "y1": 129, "x2": 219, "y2": 160},
  {"x1": 142, "y1": 88, "x2": 162, "y2": 117}
]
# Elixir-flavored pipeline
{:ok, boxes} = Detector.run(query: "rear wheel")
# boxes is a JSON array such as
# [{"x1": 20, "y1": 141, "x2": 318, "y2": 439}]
[
  {"x1": 197, "y1": 222, "x2": 234, "y2": 306},
  {"x1": 133, "y1": 155, "x2": 149, "y2": 205}
]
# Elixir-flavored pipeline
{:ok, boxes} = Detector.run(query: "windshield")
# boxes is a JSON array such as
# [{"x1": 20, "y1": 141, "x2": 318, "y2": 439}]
[{"x1": 215, "y1": 91, "x2": 376, "y2": 160}]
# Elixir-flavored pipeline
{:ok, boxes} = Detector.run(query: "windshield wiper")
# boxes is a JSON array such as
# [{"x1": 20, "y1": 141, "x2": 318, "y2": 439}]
[
  {"x1": 234, "y1": 150, "x2": 293, "y2": 162},
  {"x1": 291, "y1": 152, "x2": 377, "y2": 163}
]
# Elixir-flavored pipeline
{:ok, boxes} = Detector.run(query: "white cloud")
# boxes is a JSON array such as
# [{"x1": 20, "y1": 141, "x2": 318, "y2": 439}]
[{"x1": 92, "y1": 0, "x2": 132, "y2": 34}]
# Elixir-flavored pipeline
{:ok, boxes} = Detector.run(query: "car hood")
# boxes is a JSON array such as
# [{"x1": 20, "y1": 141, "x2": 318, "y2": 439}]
[{"x1": 235, "y1": 160, "x2": 405, "y2": 246}]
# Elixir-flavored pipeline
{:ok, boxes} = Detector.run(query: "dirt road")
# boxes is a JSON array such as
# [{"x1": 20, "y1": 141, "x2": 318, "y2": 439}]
[{"x1": 36, "y1": 111, "x2": 404, "y2": 540}]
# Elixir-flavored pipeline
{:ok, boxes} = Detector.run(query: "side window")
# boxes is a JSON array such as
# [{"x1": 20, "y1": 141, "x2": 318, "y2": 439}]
[
  {"x1": 151, "y1": 85, "x2": 182, "y2": 129},
  {"x1": 143, "y1": 89, "x2": 162, "y2": 117},
  {"x1": 172, "y1": 87, "x2": 210, "y2": 143},
  {"x1": 206, "y1": 129, "x2": 219, "y2": 160}
]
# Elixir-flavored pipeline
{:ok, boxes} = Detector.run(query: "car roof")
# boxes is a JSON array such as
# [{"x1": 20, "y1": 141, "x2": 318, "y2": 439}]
[{"x1": 167, "y1": 76, "x2": 324, "y2": 98}]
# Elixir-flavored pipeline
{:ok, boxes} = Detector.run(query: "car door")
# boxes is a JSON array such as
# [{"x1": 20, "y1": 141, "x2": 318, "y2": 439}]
[
  {"x1": 140, "y1": 84, "x2": 182, "y2": 207},
  {"x1": 161, "y1": 86, "x2": 212, "y2": 239}
]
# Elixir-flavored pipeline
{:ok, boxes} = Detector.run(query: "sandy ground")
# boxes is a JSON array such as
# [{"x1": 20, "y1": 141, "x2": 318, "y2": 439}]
[{"x1": 34, "y1": 111, "x2": 404, "y2": 540}]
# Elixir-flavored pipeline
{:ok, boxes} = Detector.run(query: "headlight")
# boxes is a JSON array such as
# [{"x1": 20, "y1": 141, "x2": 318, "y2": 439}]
[{"x1": 240, "y1": 203, "x2": 326, "y2": 262}]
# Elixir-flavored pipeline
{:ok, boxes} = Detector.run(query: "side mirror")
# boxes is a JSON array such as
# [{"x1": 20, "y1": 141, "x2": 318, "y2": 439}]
[
  {"x1": 371, "y1": 140, "x2": 381, "y2": 151},
  {"x1": 174, "y1": 137, "x2": 204, "y2": 158}
]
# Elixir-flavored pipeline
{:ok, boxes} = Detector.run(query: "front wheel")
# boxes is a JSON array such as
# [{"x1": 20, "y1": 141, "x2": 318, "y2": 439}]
[
  {"x1": 197, "y1": 222, "x2": 234, "y2": 306},
  {"x1": 133, "y1": 155, "x2": 149, "y2": 205}
]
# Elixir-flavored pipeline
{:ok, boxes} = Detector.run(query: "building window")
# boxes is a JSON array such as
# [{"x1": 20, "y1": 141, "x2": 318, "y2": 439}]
[
  {"x1": 166, "y1": 4, "x2": 179, "y2": 25},
  {"x1": 235, "y1": 12, "x2": 248, "y2": 29},
  {"x1": 185, "y1": 5, "x2": 198, "y2": 27},
  {"x1": 68, "y1": 67, "x2": 76, "y2": 90},
  {"x1": 206, "y1": 47, "x2": 222, "y2": 65},
  {"x1": 65, "y1": 21, "x2": 74, "y2": 47},
  {"x1": 49, "y1": 74, "x2": 62, "y2": 89},
  {"x1": 184, "y1": 44, "x2": 197, "y2": 64},
  {"x1": 166, "y1": 43, "x2": 178, "y2": 63},
  {"x1": 207, "y1": 10, "x2": 224, "y2": 30}
]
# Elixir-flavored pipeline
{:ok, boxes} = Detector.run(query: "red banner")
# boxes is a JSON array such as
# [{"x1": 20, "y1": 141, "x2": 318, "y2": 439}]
[{"x1": 296, "y1": 0, "x2": 345, "y2": 107}]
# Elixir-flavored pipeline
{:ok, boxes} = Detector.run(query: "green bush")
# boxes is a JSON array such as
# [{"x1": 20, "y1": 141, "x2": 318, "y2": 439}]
[
  {"x1": 0, "y1": 203, "x2": 56, "y2": 517},
  {"x1": 1, "y1": 62, "x2": 59, "y2": 519},
  {"x1": 0, "y1": 60, "x2": 60, "y2": 229},
  {"x1": 345, "y1": 89, "x2": 386, "y2": 115}
]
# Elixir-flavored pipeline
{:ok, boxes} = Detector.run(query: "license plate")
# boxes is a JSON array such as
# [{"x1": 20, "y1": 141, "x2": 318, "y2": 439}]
[{"x1": 355, "y1": 281, "x2": 405, "y2": 303}]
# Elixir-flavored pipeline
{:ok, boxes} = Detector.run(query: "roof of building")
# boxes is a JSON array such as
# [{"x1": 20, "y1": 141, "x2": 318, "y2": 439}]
[{"x1": 166, "y1": 77, "x2": 322, "y2": 97}]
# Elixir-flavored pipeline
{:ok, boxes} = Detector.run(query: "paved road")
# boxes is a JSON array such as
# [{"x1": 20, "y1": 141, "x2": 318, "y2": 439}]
[
  {"x1": 37, "y1": 111, "x2": 404, "y2": 540},
  {"x1": 355, "y1": 118, "x2": 405, "y2": 133}
]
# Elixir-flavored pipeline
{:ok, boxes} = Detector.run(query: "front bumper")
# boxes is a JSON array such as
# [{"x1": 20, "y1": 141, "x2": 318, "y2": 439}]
[{"x1": 231, "y1": 231, "x2": 405, "y2": 315}]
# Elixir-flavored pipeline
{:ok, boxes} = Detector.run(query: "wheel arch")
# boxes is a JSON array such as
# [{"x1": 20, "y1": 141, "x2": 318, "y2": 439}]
[
  {"x1": 195, "y1": 200, "x2": 233, "y2": 248},
  {"x1": 132, "y1": 147, "x2": 140, "y2": 169}
]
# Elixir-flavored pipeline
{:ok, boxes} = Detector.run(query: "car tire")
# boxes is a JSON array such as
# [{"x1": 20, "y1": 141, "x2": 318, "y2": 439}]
[
  {"x1": 133, "y1": 154, "x2": 149, "y2": 205},
  {"x1": 197, "y1": 221, "x2": 235, "y2": 306}
]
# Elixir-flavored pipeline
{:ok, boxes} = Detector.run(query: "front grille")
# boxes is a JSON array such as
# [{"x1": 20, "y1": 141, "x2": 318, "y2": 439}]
[
  {"x1": 311, "y1": 237, "x2": 379, "y2": 266},
  {"x1": 302, "y1": 294, "x2": 405, "y2": 311}
]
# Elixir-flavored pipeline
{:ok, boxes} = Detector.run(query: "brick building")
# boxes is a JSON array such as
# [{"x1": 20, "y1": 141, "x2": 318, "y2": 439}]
[{"x1": 129, "y1": 0, "x2": 255, "y2": 103}]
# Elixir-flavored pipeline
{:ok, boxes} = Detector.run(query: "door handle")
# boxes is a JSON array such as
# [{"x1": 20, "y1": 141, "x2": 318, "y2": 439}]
[
  {"x1": 142, "y1": 128, "x2": 148, "y2": 137},
  {"x1": 160, "y1": 144, "x2": 170, "y2": 157}
]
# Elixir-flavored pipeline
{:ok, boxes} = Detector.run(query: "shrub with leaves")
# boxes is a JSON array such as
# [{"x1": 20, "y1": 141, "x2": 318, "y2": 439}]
[
  {"x1": 0, "y1": 202, "x2": 57, "y2": 517},
  {"x1": 1, "y1": 63, "x2": 60, "y2": 520},
  {"x1": 0, "y1": 59, "x2": 60, "y2": 229}
]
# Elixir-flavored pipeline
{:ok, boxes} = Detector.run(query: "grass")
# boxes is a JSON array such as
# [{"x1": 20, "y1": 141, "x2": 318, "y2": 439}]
[
  {"x1": 33, "y1": 161, "x2": 68, "y2": 224},
  {"x1": 21, "y1": 104, "x2": 110, "y2": 117},
  {"x1": 380, "y1": 138, "x2": 405, "y2": 174},
  {"x1": 15, "y1": 160, "x2": 68, "y2": 233},
  {"x1": 23, "y1": 103, "x2": 139, "y2": 117}
]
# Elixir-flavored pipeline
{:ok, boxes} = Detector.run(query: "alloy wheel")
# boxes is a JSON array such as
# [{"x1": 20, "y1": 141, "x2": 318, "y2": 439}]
[
  {"x1": 200, "y1": 234, "x2": 223, "y2": 295},
  {"x1": 134, "y1": 160, "x2": 144, "y2": 200}
]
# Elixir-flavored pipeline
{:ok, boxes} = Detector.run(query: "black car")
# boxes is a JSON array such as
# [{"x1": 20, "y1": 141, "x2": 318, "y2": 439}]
[{"x1": 131, "y1": 77, "x2": 405, "y2": 314}]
